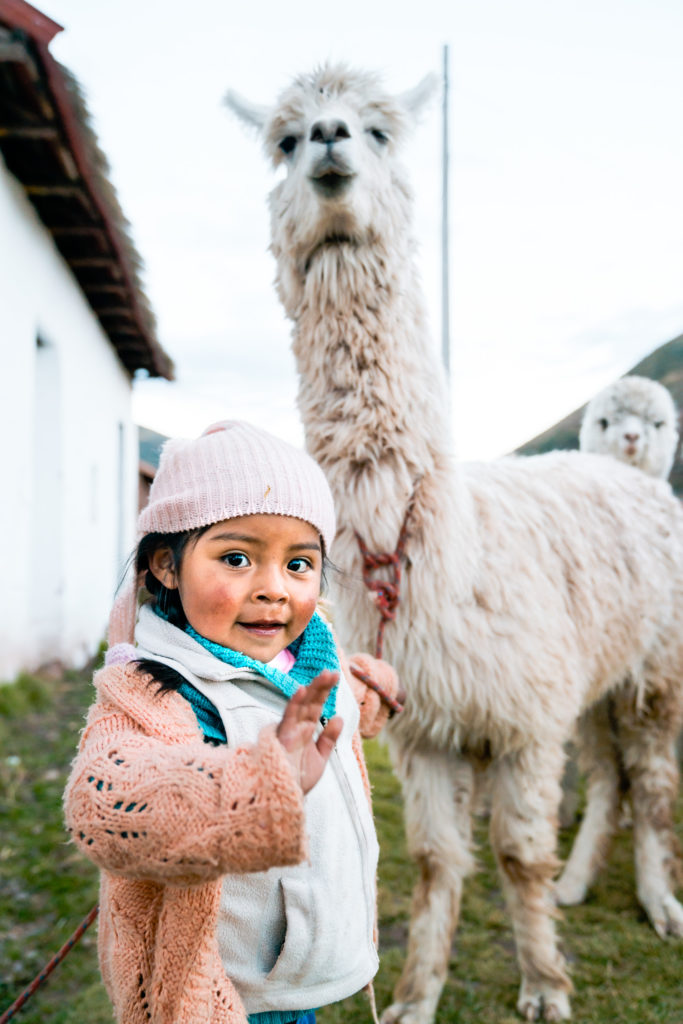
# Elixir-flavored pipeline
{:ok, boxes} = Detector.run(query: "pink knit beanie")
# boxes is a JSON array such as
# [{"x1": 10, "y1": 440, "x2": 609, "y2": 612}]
[{"x1": 108, "y1": 420, "x2": 335, "y2": 648}]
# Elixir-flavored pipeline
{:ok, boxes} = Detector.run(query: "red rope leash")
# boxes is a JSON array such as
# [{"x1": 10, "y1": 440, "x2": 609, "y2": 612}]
[
  {"x1": 0, "y1": 904, "x2": 99, "y2": 1024},
  {"x1": 354, "y1": 501, "x2": 414, "y2": 660},
  {"x1": 348, "y1": 663, "x2": 405, "y2": 715},
  {"x1": 349, "y1": 489, "x2": 417, "y2": 713}
]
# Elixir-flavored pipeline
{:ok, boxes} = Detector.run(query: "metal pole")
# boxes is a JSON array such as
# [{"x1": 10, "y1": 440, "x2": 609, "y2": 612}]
[{"x1": 441, "y1": 43, "x2": 451, "y2": 379}]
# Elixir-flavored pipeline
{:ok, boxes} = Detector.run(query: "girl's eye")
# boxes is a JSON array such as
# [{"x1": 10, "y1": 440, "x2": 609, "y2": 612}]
[
  {"x1": 223, "y1": 552, "x2": 250, "y2": 568},
  {"x1": 288, "y1": 557, "x2": 312, "y2": 574}
]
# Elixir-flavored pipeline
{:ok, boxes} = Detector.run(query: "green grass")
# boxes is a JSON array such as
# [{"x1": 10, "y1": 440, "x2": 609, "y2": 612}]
[
  {"x1": 0, "y1": 664, "x2": 108, "y2": 1023},
  {"x1": 1, "y1": 666, "x2": 682, "y2": 1023}
]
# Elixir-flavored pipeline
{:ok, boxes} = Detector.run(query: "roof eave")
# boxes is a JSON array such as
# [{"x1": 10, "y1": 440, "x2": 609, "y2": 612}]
[{"x1": 0, "y1": 0, "x2": 173, "y2": 380}]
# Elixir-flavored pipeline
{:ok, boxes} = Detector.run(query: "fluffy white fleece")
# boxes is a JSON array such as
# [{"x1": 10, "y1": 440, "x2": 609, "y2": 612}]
[{"x1": 226, "y1": 65, "x2": 683, "y2": 1024}]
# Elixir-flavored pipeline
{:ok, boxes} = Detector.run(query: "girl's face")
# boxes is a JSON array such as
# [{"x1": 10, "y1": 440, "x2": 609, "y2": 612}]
[{"x1": 150, "y1": 514, "x2": 323, "y2": 662}]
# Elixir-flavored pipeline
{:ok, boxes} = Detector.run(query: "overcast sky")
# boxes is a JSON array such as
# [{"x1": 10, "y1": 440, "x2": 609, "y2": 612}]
[{"x1": 42, "y1": 0, "x2": 683, "y2": 460}]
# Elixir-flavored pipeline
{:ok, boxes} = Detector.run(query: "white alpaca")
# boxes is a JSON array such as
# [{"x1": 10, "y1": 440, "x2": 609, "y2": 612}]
[
  {"x1": 226, "y1": 66, "x2": 683, "y2": 1023},
  {"x1": 554, "y1": 376, "x2": 681, "y2": 910},
  {"x1": 579, "y1": 375, "x2": 679, "y2": 479}
]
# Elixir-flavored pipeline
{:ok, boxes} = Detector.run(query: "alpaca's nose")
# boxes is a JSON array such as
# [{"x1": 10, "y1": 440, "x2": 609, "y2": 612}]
[
  {"x1": 310, "y1": 119, "x2": 351, "y2": 145},
  {"x1": 624, "y1": 432, "x2": 640, "y2": 443}
]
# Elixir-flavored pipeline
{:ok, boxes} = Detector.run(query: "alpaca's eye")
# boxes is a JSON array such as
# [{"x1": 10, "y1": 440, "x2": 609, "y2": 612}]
[
  {"x1": 369, "y1": 128, "x2": 388, "y2": 145},
  {"x1": 279, "y1": 136, "x2": 298, "y2": 155},
  {"x1": 654, "y1": 421, "x2": 665, "y2": 429},
  {"x1": 598, "y1": 418, "x2": 608, "y2": 430}
]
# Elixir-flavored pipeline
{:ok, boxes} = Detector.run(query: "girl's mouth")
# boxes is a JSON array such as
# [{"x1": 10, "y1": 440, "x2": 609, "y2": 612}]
[{"x1": 239, "y1": 622, "x2": 284, "y2": 636}]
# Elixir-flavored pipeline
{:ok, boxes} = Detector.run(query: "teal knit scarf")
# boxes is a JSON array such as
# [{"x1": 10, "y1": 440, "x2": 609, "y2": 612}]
[{"x1": 185, "y1": 610, "x2": 339, "y2": 720}]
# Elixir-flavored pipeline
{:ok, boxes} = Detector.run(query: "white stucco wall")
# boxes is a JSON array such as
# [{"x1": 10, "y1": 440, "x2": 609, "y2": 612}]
[{"x1": 0, "y1": 154, "x2": 139, "y2": 680}]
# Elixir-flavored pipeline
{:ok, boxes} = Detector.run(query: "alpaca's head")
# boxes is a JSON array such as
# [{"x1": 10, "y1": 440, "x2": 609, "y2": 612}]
[
  {"x1": 225, "y1": 65, "x2": 437, "y2": 282},
  {"x1": 579, "y1": 376, "x2": 679, "y2": 479}
]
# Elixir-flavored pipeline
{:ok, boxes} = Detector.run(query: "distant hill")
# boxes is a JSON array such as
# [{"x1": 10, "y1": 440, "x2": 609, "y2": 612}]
[
  {"x1": 515, "y1": 331, "x2": 683, "y2": 495},
  {"x1": 138, "y1": 425, "x2": 167, "y2": 472}
]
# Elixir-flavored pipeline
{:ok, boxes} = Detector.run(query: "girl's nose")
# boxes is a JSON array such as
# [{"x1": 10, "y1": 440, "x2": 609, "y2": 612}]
[{"x1": 254, "y1": 567, "x2": 288, "y2": 603}]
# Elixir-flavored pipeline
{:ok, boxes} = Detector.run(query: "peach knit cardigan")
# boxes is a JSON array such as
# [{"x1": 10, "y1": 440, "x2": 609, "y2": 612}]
[{"x1": 63, "y1": 649, "x2": 397, "y2": 1024}]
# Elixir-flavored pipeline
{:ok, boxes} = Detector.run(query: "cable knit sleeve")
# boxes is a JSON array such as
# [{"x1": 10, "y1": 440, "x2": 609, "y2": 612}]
[{"x1": 63, "y1": 669, "x2": 307, "y2": 887}]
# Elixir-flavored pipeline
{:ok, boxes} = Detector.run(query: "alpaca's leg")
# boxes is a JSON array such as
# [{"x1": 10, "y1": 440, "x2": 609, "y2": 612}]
[
  {"x1": 556, "y1": 701, "x2": 620, "y2": 905},
  {"x1": 489, "y1": 743, "x2": 571, "y2": 1022},
  {"x1": 557, "y1": 741, "x2": 580, "y2": 830},
  {"x1": 615, "y1": 682, "x2": 683, "y2": 938},
  {"x1": 381, "y1": 747, "x2": 475, "y2": 1024}
]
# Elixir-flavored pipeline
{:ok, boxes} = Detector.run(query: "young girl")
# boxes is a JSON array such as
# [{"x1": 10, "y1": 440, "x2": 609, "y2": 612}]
[{"x1": 63, "y1": 419, "x2": 400, "y2": 1024}]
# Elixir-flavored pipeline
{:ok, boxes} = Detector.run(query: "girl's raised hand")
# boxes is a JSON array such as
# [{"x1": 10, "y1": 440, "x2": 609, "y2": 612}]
[{"x1": 276, "y1": 670, "x2": 343, "y2": 794}]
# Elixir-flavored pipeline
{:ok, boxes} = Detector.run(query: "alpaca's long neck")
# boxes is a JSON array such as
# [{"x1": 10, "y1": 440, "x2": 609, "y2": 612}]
[
  {"x1": 287, "y1": 244, "x2": 449, "y2": 459},
  {"x1": 277, "y1": 238, "x2": 472, "y2": 552}
]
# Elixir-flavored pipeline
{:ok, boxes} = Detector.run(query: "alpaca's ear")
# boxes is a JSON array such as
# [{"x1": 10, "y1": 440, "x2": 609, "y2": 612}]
[
  {"x1": 224, "y1": 89, "x2": 269, "y2": 132},
  {"x1": 398, "y1": 73, "x2": 440, "y2": 120}
]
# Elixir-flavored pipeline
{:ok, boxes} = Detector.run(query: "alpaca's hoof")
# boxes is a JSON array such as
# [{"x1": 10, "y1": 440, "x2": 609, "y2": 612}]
[
  {"x1": 517, "y1": 982, "x2": 571, "y2": 1021},
  {"x1": 554, "y1": 871, "x2": 587, "y2": 907},
  {"x1": 648, "y1": 892, "x2": 683, "y2": 939},
  {"x1": 380, "y1": 1000, "x2": 435, "y2": 1024}
]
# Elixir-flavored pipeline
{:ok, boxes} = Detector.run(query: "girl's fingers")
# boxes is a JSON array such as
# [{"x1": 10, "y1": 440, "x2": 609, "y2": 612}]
[
  {"x1": 278, "y1": 682, "x2": 343, "y2": 793},
  {"x1": 291, "y1": 671, "x2": 339, "y2": 718},
  {"x1": 276, "y1": 671, "x2": 340, "y2": 750},
  {"x1": 307, "y1": 669, "x2": 339, "y2": 698}
]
